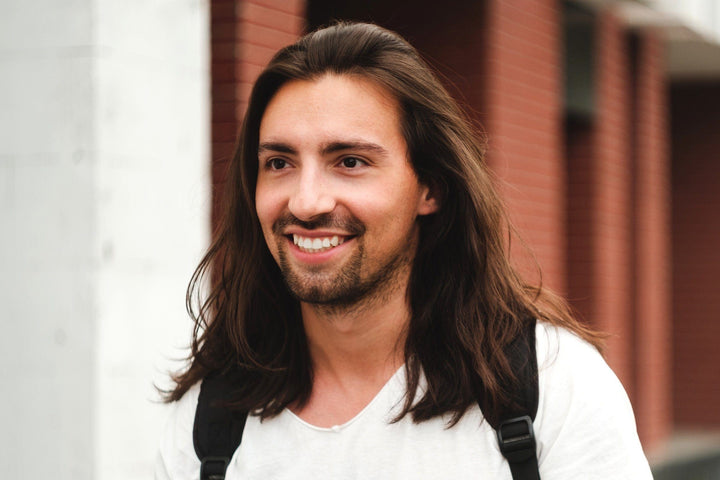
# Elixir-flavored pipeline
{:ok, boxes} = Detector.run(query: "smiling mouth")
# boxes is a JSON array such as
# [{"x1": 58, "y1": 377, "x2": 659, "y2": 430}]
[{"x1": 291, "y1": 234, "x2": 350, "y2": 253}]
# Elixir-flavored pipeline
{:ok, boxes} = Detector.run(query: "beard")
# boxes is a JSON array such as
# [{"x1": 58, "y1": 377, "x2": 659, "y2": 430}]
[{"x1": 272, "y1": 213, "x2": 415, "y2": 311}]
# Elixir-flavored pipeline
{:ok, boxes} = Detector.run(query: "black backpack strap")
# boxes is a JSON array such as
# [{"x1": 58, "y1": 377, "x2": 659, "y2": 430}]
[
  {"x1": 483, "y1": 319, "x2": 541, "y2": 480},
  {"x1": 497, "y1": 414, "x2": 540, "y2": 480},
  {"x1": 193, "y1": 371, "x2": 248, "y2": 480}
]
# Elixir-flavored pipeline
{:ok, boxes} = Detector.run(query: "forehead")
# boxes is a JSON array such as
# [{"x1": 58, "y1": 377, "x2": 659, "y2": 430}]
[{"x1": 258, "y1": 74, "x2": 405, "y2": 150}]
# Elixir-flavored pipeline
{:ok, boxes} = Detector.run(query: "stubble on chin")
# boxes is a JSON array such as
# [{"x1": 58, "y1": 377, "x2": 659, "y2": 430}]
[
  {"x1": 275, "y1": 235, "x2": 414, "y2": 317},
  {"x1": 276, "y1": 237, "x2": 364, "y2": 305},
  {"x1": 270, "y1": 211, "x2": 418, "y2": 316}
]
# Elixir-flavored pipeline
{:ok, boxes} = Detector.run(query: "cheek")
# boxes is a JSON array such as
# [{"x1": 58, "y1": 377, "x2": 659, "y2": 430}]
[
  {"x1": 383, "y1": 178, "x2": 425, "y2": 220},
  {"x1": 255, "y1": 183, "x2": 276, "y2": 225},
  {"x1": 358, "y1": 186, "x2": 423, "y2": 238},
  {"x1": 255, "y1": 185, "x2": 281, "y2": 246}
]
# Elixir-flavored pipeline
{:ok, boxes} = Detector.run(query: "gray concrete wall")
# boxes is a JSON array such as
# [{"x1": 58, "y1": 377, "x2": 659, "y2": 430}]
[{"x1": 0, "y1": 1, "x2": 210, "y2": 478}]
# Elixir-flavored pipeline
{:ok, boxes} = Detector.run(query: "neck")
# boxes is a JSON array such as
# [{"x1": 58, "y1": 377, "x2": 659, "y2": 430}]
[
  {"x1": 300, "y1": 275, "x2": 411, "y2": 386},
  {"x1": 290, "y1": 263, "x2": 413, "y2": 427}
]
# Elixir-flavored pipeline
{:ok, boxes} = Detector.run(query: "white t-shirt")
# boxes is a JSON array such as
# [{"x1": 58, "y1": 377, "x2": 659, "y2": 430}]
[{"x1": 155, "y1": 323, "x2": 653, "y2": 479}]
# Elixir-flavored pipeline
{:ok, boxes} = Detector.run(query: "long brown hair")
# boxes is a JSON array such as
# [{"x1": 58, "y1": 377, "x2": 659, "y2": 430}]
[{"x1": 166, "y1": 22, "x2": 603, "y2": 425}]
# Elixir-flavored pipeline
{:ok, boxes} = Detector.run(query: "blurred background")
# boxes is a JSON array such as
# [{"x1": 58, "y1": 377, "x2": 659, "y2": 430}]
[{"x1": 1, "y1": 0, "x2": 719, "y2": 478}]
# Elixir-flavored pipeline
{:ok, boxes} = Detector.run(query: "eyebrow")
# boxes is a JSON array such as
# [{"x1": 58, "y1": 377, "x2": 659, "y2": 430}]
[
  {"x1": 321, "y1": 141, "x2": 389, "y2": 157},
  {"x1": 258, "y1": 140, "x2": 389, "y2": 158},
  {"x1": 258, "y1": 142, "x2": 297, "y2": 155}
]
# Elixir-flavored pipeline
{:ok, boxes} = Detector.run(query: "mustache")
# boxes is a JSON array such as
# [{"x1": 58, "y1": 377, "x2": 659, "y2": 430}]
[{"x1": 272, "y1": 213, "x2": 366, "y2": 236}]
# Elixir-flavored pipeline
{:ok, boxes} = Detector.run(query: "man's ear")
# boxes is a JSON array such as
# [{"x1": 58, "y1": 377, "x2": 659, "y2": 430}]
[{"x1": 417, "y1": 182, "x2": 441, "y2": 216}]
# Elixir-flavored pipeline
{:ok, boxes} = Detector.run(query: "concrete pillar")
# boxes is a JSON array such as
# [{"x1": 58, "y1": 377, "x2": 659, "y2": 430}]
[
  {"x1": 0, "y1": 4, "x2": 95, "y2": 476},
  {"x1": 0, "y1": 1, "x2": 210, "y2": 478}
]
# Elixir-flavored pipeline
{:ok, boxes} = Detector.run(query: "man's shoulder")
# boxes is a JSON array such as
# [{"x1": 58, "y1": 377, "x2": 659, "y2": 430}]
[
  {"x1": 165, "y1": 381, "x2": 202, "y2": 448},
  {"x1": 156, "y1": 382, "x2": 202, "y2": 479},
  {"x1": 174, "y1": 380, "x2": 202, "y2": 415},
  {"x1": 535, "y1": 321, "x2": 631, "y2": 420},
  {"x1": 535, "y1": 321, "x2": 603, "y2": 371},
  {"x1": 532, "y1": 325, "x2": 652, "y2": 478}
]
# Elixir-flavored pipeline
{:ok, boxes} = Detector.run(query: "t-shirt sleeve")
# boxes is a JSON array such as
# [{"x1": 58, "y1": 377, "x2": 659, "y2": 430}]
[
  {"x1": 154, "y1": 382, "x2": 202, "y2": 480},
  {"x1": 534, "y1": 324, "x2": 653, "y2": 479}
]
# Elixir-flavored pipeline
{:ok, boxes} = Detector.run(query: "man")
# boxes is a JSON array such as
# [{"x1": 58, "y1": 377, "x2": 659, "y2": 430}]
[{"x1": 157, "y1": 22, "x2": 652, "y2": 479}]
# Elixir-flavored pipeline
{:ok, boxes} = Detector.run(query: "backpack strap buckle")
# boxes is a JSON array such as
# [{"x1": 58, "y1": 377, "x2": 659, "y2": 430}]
[
  {"x1": 200, "y1": 456, "x2": 230, "y2": 480},
  {"x1": 496, "y1": 415, "x2": 537, "y2": 463}
]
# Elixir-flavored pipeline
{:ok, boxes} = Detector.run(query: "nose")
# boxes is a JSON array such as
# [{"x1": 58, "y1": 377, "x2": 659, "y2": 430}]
[{"x1": 287, "y1": 167, "x2": 336, "y2": 221}]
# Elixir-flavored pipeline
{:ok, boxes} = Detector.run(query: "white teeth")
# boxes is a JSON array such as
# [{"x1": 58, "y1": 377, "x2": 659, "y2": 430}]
[{"x1": 291, "y1": 234, "x2": 347, "y2": 253}]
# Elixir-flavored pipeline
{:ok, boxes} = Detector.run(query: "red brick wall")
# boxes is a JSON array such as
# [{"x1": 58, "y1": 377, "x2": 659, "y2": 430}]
[
  {"x1": 565, "y1": 14, "x2": 673, "y2": 450},
  {"x1": 210, "y1": 0, "x2": 241, "y2": 224},
  {"x1": 567, "y1": 10, "x2": 634, "y2": 386},
  {"x1": 479, "y1": 0, "x2": 566, "y2": 293},
  {"x1": 632, "y1": 31, "x2": 672, "y2": 448},
  {"x1": 594, "y1": 11, "x2": 635, "y2": 386},
  {"x1": 671, "y1": 81, "x2": 720, "y2": 427},
  {"x1": 210, "y1": 0, "x2": 305, "y2": 223}
]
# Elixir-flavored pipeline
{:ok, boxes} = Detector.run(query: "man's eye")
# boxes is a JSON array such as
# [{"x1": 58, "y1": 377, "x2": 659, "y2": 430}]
[
  {"x1": 268, "y1": 158, "x2": 287, "y2": 170},
  {"x1": 341, "y1": 156, "x2": 363, "y2": 168}
]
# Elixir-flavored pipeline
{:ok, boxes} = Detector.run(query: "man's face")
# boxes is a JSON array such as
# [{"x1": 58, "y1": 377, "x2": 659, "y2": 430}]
[{"x1": 255, "y1": 74, "x2": 438, "y2": 307}]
